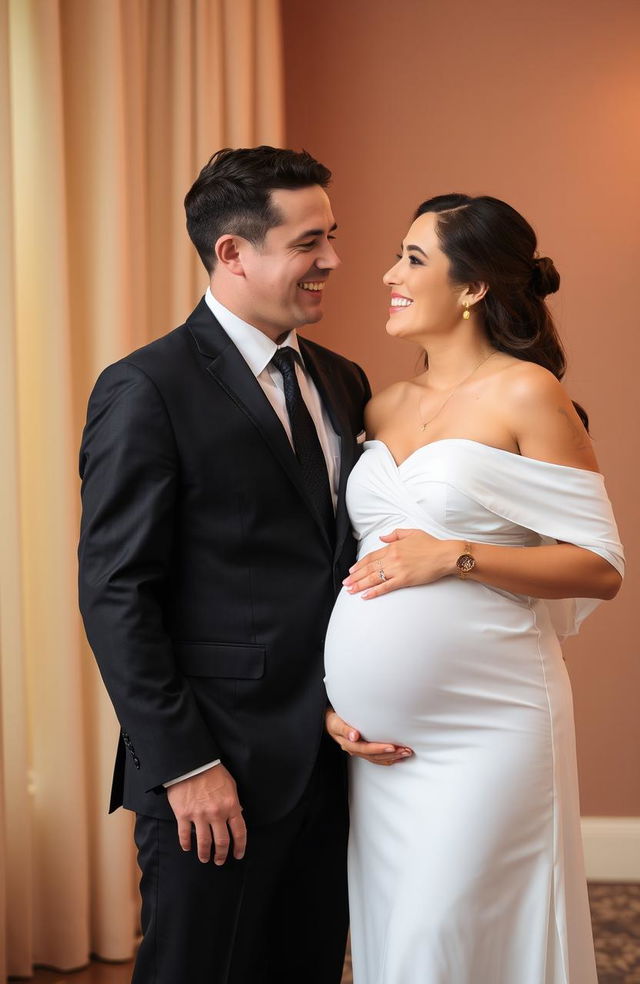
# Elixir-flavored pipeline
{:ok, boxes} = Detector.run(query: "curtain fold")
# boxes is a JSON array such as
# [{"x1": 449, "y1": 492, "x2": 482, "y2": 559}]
[
  {"x1": 0, "y1": 1, "x2": 33, "y2": 976},
  {"x1": 0, "y1": 1, "x2": 283, "y2": 978}
]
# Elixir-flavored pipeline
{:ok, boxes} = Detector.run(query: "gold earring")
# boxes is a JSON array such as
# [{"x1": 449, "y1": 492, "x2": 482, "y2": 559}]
[{"x1": 463, "y1": 302, "x2": 471, "y2": 320}]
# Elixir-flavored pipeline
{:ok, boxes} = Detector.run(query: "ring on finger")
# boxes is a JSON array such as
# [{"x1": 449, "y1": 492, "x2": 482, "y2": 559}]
[{"x1": 378, "y1": 568, "x2": 387, "y2": 582}]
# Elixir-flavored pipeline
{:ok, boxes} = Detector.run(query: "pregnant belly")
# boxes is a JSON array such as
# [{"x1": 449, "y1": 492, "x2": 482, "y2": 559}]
[{"x1": 324, "y1": 579, "x2": 544, "y2": 746}]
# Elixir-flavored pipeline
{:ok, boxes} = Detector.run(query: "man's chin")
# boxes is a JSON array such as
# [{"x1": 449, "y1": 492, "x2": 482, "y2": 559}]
[{"x1": 297, "y1": 306, "x2": 324, "y2": 327}]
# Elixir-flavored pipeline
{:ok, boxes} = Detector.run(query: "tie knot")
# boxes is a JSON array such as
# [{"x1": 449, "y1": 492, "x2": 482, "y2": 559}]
[{"x1": 271, "y1": 347, "x2": 298, "y2": 375}]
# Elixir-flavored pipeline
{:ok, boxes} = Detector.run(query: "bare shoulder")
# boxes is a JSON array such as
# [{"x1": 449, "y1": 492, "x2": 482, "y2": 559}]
[
  {"x1": 497, "y1": 360, "x2": 599, "y2": 471},
  {"x1": 497, "y1": 359, "x2": 566, "y2": 402},
  {"x1": 364, "y1": 381, "x2": 413, "y2": 435}
]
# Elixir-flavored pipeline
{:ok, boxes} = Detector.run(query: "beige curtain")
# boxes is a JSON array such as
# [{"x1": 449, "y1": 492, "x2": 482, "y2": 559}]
[{"x1": 0, "y1": 0, "x2": 283, "y2": 978}]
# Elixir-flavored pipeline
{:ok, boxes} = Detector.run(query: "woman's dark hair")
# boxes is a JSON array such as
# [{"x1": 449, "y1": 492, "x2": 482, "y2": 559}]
[
  {"x1": 414, "y1": 194, "x2": 588, "y2": 430},
  {"x1": 185, "y1": 146, "x2": 332, "y2": 273}
]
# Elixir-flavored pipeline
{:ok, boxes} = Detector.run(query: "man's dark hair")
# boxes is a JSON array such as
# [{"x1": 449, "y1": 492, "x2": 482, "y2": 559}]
[{"x1": 184, "y1": 146, "x2": 332, "y2": 273}]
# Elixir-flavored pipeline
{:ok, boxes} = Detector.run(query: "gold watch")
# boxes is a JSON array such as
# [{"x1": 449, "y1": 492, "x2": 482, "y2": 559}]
[{"x1": 456, "y1": 542, "x2": 476, "y2": 579}]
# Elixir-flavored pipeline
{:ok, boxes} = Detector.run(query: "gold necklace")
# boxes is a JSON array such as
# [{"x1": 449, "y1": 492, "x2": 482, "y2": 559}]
[{"x1": 418, "y1": 350, "x2": 498, "y2": 432}]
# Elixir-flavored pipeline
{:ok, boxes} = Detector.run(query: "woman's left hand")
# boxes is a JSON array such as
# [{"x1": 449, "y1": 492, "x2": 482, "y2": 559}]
[{"x1": 342, "y1": 529, "x2": 459, "y2": 599}]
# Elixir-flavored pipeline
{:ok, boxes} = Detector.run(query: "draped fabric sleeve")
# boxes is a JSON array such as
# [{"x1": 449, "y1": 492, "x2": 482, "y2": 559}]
[{"x1": 449, "y1": 442, "x2": 625, "y2": 639}]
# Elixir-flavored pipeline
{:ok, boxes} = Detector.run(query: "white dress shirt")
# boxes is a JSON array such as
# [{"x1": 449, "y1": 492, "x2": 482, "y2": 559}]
[
  {"x1": 204, "y1": 288, "x2": 340, "y2": 505},
  {"x1": 164, "y1": 289, "x2": 341, "y2": 788}
]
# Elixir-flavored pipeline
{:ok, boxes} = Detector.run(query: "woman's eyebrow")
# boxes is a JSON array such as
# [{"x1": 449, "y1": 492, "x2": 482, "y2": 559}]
[{"x1": 405, "y1": 243, "x2": 428, "y2": 257}]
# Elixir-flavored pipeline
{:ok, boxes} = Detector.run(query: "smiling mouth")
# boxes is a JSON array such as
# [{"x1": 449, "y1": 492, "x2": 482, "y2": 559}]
[
  {"x1": 390, "y1": 296, "x2": 413, "y2": 307},
  {"x1": 297, "y1": 281, "x2": 326, "y2": 292}
]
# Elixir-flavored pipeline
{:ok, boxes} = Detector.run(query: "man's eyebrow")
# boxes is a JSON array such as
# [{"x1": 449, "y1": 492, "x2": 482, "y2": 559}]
[{"x1": 289, "y1": 222, "x2": 338, "y2": 242}]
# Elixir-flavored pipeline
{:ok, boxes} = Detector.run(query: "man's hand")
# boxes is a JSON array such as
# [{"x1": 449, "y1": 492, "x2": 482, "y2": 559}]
[
  {"x1": 166, "y1": 764, "x2": 246, "y2": 865},
  {"x1": 325, "y1": 709, "x2": 412, "y2": 765}
]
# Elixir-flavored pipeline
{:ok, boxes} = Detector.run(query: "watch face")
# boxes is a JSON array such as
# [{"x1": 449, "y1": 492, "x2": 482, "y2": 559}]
[{"x1": 457, "y1": 553, "x2": 475, "y2": 573}]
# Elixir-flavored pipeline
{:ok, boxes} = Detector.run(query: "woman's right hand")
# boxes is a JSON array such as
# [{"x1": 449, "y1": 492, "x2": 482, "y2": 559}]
[{"x1": 325, "y1": 709, "x2": 413, "y2": 766}]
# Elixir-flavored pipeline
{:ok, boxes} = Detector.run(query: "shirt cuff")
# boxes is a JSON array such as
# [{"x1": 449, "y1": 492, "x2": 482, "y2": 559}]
[{"x1": 162, "y1": 760, "x2": 221, "y2": 788}]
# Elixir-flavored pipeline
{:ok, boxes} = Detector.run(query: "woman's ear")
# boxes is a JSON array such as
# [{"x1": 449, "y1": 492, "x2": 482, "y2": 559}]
[{"x1": 462, "y1": 281, "x2": 489, "y2": 306}]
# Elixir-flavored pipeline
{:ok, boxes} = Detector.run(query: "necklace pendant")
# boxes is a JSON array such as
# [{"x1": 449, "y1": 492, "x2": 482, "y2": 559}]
[{"x1": 420, "y1": 422, "x2": 428, "y2": 432}]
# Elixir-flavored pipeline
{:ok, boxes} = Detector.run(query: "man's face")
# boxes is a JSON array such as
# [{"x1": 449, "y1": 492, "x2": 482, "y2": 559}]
[{"x1": 235, "y1": 185, "x2": 340, "y2": 339}]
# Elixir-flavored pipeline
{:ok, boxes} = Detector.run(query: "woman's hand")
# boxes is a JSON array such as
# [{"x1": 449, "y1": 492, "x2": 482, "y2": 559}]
[
  {"x1": 343, "y1": 529, "x2": 459, "y2": 599},
  {"x1": 325, "y1": 709, "x2": 413, "y2": 765},
  {"x1": 345, "y1": 528, "x2": 622, "y2": 602}
]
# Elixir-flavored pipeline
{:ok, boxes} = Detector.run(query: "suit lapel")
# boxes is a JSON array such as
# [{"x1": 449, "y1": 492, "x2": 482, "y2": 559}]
[
  {"x1": 187, "y1": 300, "x2": 333, "y2": 550},
  {"x1": 299, "y1": 337, "x2": 359, "y2": 563}
]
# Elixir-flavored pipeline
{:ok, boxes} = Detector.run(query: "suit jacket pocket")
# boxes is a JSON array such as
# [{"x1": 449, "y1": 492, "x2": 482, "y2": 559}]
[{"x1": 174, "y1": 641, "x2": 266, "y2": 679}]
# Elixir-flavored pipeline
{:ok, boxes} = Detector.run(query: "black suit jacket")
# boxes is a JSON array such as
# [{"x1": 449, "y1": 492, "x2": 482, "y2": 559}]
[{"x1": 78, "y1": 298, "x2": 370, "y2": 824}]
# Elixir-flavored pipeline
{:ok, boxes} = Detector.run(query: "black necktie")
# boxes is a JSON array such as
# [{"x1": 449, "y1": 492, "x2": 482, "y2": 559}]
[{"x1": 271, "y1": 347, "x2": 334, "y2": 541}]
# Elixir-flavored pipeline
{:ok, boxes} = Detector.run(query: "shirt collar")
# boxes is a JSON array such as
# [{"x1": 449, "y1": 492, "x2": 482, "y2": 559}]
[{"x1": 205, "y1": 287, "x2": 303, "y2": 378}]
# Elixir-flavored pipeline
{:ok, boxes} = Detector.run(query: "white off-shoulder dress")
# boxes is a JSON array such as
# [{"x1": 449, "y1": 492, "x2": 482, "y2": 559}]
[{"x1": 324, "y1": 439, "x2": 624, "y2": 984}]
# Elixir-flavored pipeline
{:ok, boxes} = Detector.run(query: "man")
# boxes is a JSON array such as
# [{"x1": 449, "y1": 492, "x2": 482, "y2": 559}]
[{"x1": 78, "y1": 147, "x2": 391, "y2": 984}]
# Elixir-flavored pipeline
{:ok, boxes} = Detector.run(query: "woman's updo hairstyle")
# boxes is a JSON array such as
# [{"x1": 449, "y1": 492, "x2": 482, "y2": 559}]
[
  {"x1": 530, "y1": 255, "x2": 560, "y2": 298},
  {"x1": 414, "y1": 194, "x2": 587, "y2": 429}
]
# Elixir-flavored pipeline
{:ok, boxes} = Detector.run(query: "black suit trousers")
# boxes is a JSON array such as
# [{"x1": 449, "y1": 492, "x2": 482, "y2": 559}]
[{"x1": 132, "y1": 736, "x2": 349, "y2": 984}]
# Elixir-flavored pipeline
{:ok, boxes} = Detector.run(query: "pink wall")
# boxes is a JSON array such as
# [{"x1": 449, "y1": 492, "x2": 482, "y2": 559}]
[{"x1": 283, "y1": 0, "x2": 640, "y2": 815}]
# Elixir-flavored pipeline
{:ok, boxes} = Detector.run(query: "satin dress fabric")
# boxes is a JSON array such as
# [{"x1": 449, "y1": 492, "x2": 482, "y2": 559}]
[{"x1": 324, "y1": 439, "x2": 624, "y2": 984}]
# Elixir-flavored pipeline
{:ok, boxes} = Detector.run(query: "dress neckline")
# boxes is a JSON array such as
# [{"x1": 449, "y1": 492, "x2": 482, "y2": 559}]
[{"x1": 365, "y1": 438, "x2": 603, "y2": 477}]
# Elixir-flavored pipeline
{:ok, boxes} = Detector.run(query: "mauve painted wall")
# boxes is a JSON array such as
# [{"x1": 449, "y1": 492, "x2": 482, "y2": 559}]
[{"x1": 282, "y1": 0, "x2": 640, "y2": 815}]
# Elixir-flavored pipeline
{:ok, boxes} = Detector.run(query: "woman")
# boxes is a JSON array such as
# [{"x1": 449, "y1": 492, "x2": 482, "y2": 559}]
[{"x1": 323, "y1": 194, "x2": 624, "y2": 984}]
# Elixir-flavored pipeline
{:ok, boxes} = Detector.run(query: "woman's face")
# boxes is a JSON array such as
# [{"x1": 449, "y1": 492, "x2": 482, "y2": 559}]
[{"x1": 383, "y1": 211, "x2": 466, "y2": 340}]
